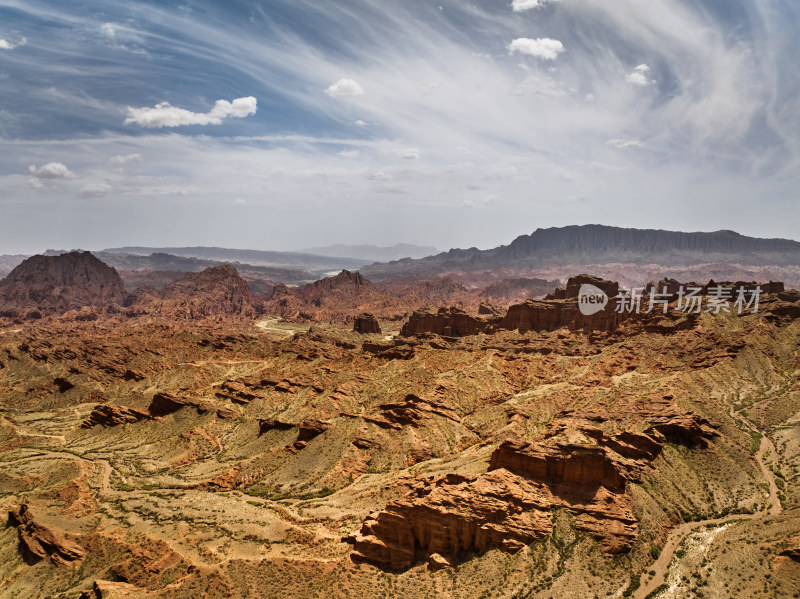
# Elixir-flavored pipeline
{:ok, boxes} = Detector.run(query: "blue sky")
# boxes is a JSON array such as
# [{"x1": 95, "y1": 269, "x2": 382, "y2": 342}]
[{"x1": 1, "y1": 0, "x2": 799, "y2": 254}]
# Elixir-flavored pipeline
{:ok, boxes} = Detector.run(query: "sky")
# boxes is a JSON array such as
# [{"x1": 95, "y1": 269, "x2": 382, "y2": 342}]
[{"x1": 1, "y1": 0, "x2": 799, "y2": 254}]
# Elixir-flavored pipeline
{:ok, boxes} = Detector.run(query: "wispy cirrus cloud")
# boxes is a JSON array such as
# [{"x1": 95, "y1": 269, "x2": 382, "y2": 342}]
[
  {"x1": 0, "y1": 0, "x2": 799, "y2": 253},
  {"x1": 109, "y1": 153, "x2": 143, "y2": 164}
]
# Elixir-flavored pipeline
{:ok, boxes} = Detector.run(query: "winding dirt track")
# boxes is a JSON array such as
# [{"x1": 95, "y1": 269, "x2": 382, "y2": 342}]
[
  {"x1": 633, "y1": 414, "x2": 782, "y2": 598},
  {"x1": 1, "y1": 450, "x2": 116, "y2": 496}
]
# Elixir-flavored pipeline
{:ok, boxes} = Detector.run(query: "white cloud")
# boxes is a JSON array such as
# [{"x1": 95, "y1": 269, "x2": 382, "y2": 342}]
[
  {"x1": 355, "y1": 119, "x2": 367, "y2": 127},
  {"x1": 626, "y1": 64, "x2": 653, "y2": 86},
  {"x1": 25, "y1": 178, "x2": 44, "y2": 190},
  {"x1": 325, "y1": 78, "x2": 365, "y2": 97},
  {"x1": 511, "y1": 0, "x2": 559, "y2": 12},
  {"x1": 78, "y1": 183, "x2": 113, "y2": 198},
  {"x1": 100, "y1": 23, "x2": 117, "y2": 38},
  {"x1": 0, "y1": 37, "x2": 26, "y2": 50},
  {"x1": 28, "y1": 162, "x2": 77, "y2": 179},
  {"x1": 338, "y1": 150, "x2": 360, "y2": 158},
  {"x1": 607, "y1": 139, "x2": 643, "y2": 149},
  {"x1": 508, "y1": 37, "x2": 564, "y2": 60},
  {"x1": 398, "y1": 148, "x2": 421, "y2": 160},
  {"x1": 109, "y1": 153, "x2": 143, "y2": 164},
  {"x1": 124, "y1": 96, "x2": 257, "y2": 128}
]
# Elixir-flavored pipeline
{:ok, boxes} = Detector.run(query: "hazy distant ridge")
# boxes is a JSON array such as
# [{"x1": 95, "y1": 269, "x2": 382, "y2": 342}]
[
  {"x1": 296, "y1": 243, "x2": 439, "y2": 262},
  {"x1": 101, "y1": 246, "x2": 366, "y2": 274},
  {"x1": 360, "y1": 225, "x2": 800, "y2": 279}
]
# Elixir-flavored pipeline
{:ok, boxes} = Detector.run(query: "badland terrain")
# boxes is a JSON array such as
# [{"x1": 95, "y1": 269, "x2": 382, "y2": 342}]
[{"x1": 1, "y1": 227, "x2": 799, "y2": 598}]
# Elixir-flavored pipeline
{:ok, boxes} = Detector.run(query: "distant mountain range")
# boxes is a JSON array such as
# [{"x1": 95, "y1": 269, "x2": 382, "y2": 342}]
[
  {"x1": 296, "y1": 243, "x2": 439, "y2": 262},
  {"x1": 360, "y1": 225, "x2": 800, "y2": 280},
  {"x1": 2, "y1": 227, "x2": 799, "y2": 288},
  {"x1": 101, "y1": 246, "x2": 366, "y2": 276}
]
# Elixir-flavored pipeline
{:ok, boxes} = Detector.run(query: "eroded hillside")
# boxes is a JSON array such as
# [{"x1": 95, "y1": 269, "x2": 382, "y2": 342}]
[{"x1": 1, "y1": 297, "x2": 799, "y2": 598}]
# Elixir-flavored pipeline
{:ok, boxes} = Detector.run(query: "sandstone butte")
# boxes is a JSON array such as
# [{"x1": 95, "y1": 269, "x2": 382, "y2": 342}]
[{"x1": 351, "y1": 401, "x2": 717, "y2": 569}]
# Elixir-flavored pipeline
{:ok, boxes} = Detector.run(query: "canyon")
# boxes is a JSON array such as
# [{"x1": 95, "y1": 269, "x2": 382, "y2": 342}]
[{"x1": 0, "y1": 249, "x2": 798, "y2": 598}]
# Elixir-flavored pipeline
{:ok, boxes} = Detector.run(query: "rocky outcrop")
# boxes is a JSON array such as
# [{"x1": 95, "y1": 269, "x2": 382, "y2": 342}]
[
  {"x1": 8, "y1": 504, "x2": 85, "y2": 566},
  {"x1": 477, "y1": 302, "x2": 501, "y2": 315},
  {"x1": 564, "y1": 274, "x2": 619, "y2": 299},
  {"x1": 780, "y1": 534, "x2": 800, "y2": 561},
  {"x1": 353, "y1": 313, "x2": 381, "y2": 334},
  {"x1": 298, "y1": 270, "x2": 372, "y2": 304},
  {"x1": 0, "y1": 252, "x2": 128, "y2": 317},
  {"x1": 352, "y1": 470, "x2": 554, "y2": 569},
  {"x1": 258, "y1": 419, "x2": 295, "y2": 435},
  {"x1": 297, "y1": 418, "x2": 330, "y2": 442},
  {"x1": 147, "y1": 392, "x2": 210, "y2": 417},
  {"x1": 777, "y1": 290, "x2": 800, "y2": 302},
  {"x1": 646, "y1": 412, "x2": 718, "y2": 447},
  {"x1": 262, "y1": 270, "x2": 389, "y2": 321},
  {"x1": 377, "y1": 394, "x2": 461, "y2": 428},
  {"x1": 214, "y1": 380, "x2": 260, "y2": 404},
  {"x1": 488, "y1": 439, "x2": 630, "y2": 491},
  {"x1": 351, "y1": 457, "x2": 638, "y2": 570},
  {"x1": 765, "y1": 298, "x2": 800, "y2": 323},
  {"x1": 501, "y1": 299, "x2": 628, "y2": 333},
  {"x1": 644, "y1": 278, "x2": 683, "y2": 301},
  {"x1": 81, "y1": 404, "x2": 153, "y2": 428},
  {"x1": 400, "y1": 307, "x2": 491, "y2": 337},
  {"x1": 362, "y1": 340, "x2": 416, "y2": 360},
  {"x1": 148, "y1": 264, "x2": 257, "y2": 319},
  {"x1": 352, "y1": 409, "x2": 719, "y2": 569}
]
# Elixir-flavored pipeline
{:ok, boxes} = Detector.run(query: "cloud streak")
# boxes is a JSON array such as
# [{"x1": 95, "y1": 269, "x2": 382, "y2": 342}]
[
  {"x1": 0, "y1": 0, "x2": 799, "y2": 253},
  {"x1": 511, "y1": 0, "x2": 559, "y2": 12}
]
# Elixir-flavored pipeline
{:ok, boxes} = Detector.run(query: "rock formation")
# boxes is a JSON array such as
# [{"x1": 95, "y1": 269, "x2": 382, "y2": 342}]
[
  {"x1": 81, "y1": 404, "x2": 154, "y2": 428},
  {"x1": 8, "y1": 504, "x2": 85, "y2": 566},
  {"x1": 500, "y1": 299, "x2": 628, "y2": 333},
  {"x1": 148, "y1": 392, "x2": 210, "y2": 417},
  {"x1": 376, "y1": 393, "x2": 461, "y2": 428},
  {"x1": 564, "y1": 274, "x2": 619, "y2": 299},
  {"x1": 352, "y1": 407, "x2": 718, "y2": 569},
  {"x1": 353, "y1": 313, "x2": 381, "y2": 334},
  {"x1": 0, "y1": 251, "x2": 127, "y2": 317},
  {"x1": 400, "y1": 307, "x2": 490, "y2": 337},
  {"x1": 147, "y1": 264, "x2": 257, "y2": 319}
]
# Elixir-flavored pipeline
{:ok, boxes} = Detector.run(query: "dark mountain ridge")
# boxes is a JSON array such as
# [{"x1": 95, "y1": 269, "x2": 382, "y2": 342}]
[{"x1": 360, "y1": 225, "x2": 800, "y2": 280}]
